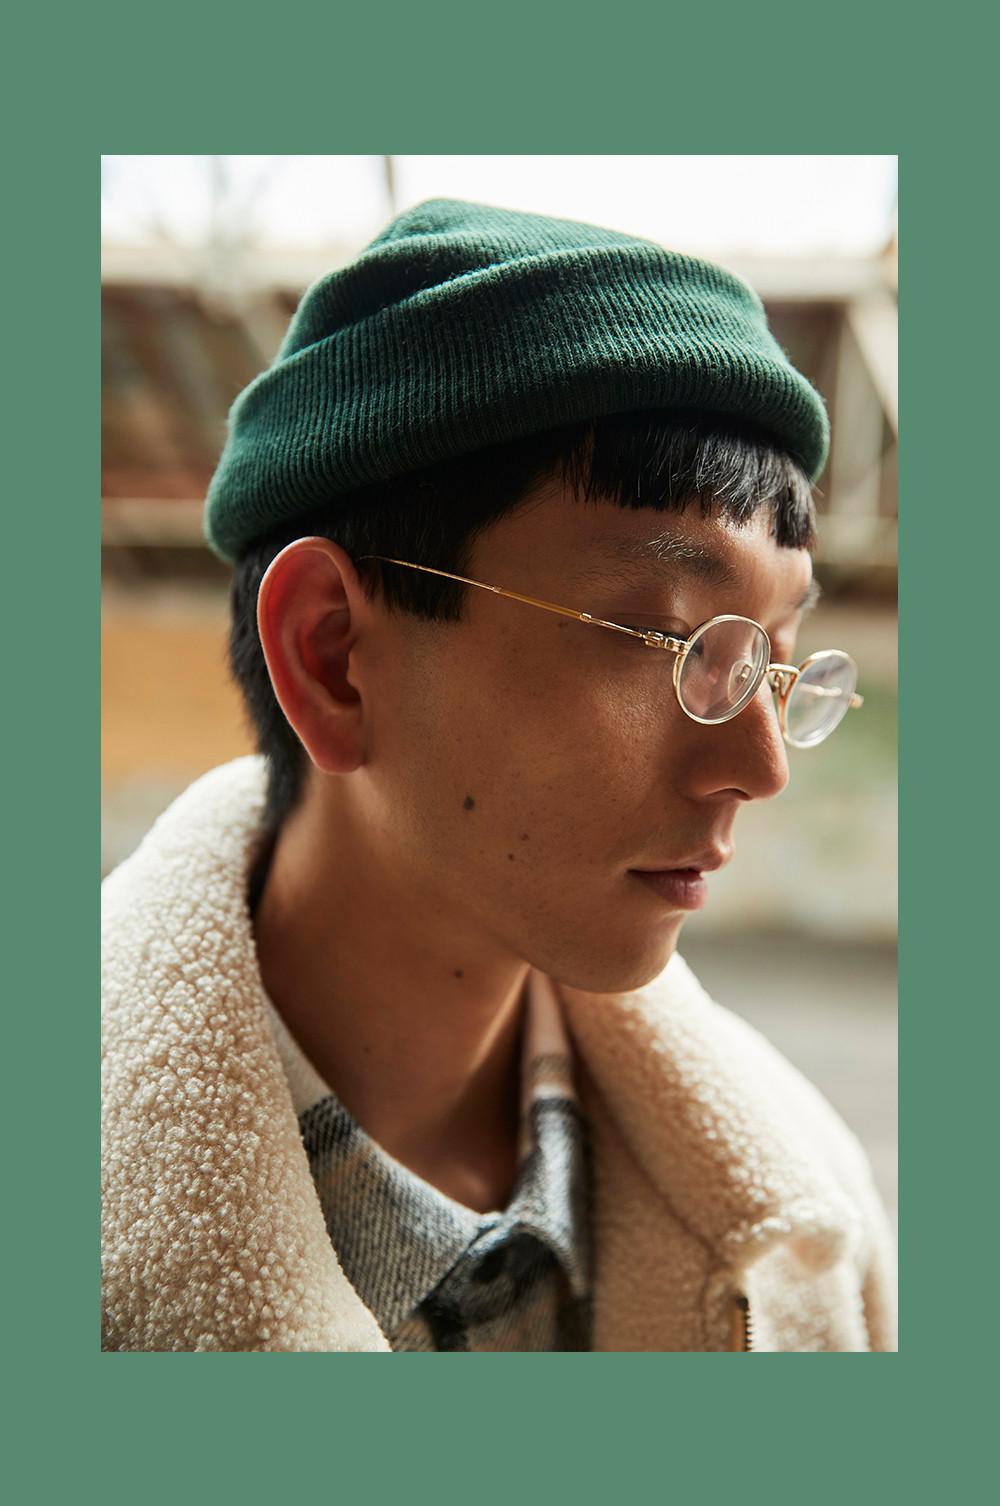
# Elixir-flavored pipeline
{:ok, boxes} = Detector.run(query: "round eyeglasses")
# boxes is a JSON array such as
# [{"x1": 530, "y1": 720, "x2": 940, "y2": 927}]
[
  {"x1": 356, "y1": 556, "x2": 864, "y2": 749},
  {"x1": 663, "y1": 614, "x2": 861, "y2": 748}
]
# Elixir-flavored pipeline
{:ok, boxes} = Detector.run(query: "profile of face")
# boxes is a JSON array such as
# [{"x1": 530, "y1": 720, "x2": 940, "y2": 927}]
[{"x1": 259, "y1": 481, "x2": 815, "y2": 995}]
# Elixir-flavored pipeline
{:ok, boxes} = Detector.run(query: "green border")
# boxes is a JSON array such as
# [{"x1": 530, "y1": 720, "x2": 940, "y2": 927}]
[{"x1": 14, "y1": 1, "x2": 985, "y2": 1497}]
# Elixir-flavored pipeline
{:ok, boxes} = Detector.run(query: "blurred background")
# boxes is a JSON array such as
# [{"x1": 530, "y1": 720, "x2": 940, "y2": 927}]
[{"x1": 101, "y1": 154, "x2": 897, "y2": 1228}]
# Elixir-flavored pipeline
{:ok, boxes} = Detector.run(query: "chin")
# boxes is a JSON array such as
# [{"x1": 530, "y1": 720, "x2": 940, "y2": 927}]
[{"x1": 541, "y1": 916, "x2": 686, "y2": 996}]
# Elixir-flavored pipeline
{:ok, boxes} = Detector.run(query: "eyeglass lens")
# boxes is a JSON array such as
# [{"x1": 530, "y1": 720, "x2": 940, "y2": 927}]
[
  {"x1": 783, "y1": 651, "x2": 858, "y2": 748},
  {"x1": 676, "y1": 618, "x2": 770, "y2": 722}
]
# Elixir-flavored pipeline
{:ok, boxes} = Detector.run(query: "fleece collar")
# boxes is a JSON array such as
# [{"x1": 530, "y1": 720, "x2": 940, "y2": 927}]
[{"x1": 103, "y1": 756, "x2": 862, "y2": 1350}]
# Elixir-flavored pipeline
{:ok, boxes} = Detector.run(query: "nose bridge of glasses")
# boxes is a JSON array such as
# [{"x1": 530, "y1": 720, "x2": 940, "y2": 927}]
[{"x1": 767, "y1": 662, "x2": 799, "y2": 697}]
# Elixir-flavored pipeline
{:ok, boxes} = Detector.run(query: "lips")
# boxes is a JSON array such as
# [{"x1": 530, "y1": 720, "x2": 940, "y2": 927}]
[
  {"x1": 630, "y1": 848, "x2": 732, "y2": 876},
  {"x1": 628, "y1": 868, "x2": 710, "y2": 910},
  {"x1": 626, "y1": 848, "x2": 732, "y2": 913}
]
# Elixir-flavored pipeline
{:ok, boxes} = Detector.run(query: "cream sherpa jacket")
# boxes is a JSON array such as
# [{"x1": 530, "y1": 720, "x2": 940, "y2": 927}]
[{"x1": 102, "y1": 756, "x2": 897, "y2": 1353}]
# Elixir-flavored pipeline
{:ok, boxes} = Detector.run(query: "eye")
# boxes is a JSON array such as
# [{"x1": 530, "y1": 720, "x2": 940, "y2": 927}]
[
  {"x1": 622, "y1": 624, "x2": 688, "y2": 641},
  {"x1": 619, "y1": 622, "x2": 697, "y2": 659},
  {"x1": 618, "y1": 614, "x2": 690, "y2": 642}
]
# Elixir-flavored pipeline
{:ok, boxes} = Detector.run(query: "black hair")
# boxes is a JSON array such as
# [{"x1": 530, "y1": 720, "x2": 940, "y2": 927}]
[{"x1": 228, "y1": 408, "x2": 816, "y2": 838}]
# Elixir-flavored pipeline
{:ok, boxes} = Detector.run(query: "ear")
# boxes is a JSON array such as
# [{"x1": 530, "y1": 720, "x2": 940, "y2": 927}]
[{"x1": 256, "y1": 536, "x2": 371, "y2": 776}]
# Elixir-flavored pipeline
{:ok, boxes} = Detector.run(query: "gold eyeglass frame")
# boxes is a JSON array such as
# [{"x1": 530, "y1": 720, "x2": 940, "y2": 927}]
[{"x1": 357, "y1": 555, "x2": 864, "y2": 749}]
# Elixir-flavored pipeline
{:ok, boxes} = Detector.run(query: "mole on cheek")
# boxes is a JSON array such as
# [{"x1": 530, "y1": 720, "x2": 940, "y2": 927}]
[
  {"x1": 453, "y1": 968, "x2": 464, "y2": 978},
  {"x1": 507, "y1": 853, "x2": 515, "y2": 861},
  {"x1": 463, "y1": 795, "x2": 476, "y2": 811},
  {"x1": 519, "y1": 833, "x2": 529, "y2": 841}
]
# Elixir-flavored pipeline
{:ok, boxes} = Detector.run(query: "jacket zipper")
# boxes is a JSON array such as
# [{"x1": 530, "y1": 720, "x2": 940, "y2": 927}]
[{"x1": 730, "y1": 1292, "x2": 753, "y2": 1352}]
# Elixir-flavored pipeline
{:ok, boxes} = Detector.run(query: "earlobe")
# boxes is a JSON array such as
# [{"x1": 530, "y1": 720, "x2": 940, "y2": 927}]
[{"x1": 255, "y1": 537, "x2": 368, "y2": 777}]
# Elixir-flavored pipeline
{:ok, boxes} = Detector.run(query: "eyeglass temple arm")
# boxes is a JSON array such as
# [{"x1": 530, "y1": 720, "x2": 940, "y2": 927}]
[
  {"x1": 360, "y1": 559, "x2": 861, "y2": 706},
  {"x1": 357, "y1": 556, "x2": 686, "y2": 652}
]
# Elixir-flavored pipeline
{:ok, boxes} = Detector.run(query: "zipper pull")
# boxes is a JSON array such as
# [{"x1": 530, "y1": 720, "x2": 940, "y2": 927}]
[{"x1": 730, "y1": 1292, "x2": 753, "y2": 1352}]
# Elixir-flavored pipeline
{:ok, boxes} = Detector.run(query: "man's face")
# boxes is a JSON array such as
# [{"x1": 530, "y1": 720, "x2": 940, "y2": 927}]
[{"x1": 356, "y1": 483, "x2": 815, "y2": 993}]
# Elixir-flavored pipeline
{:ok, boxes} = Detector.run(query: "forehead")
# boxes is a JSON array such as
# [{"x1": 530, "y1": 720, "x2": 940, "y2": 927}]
[{"x1": 485, "y1": 488, "x2": 815, "y2": 612}]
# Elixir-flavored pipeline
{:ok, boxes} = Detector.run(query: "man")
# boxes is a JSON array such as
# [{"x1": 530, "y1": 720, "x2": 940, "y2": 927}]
[{"x1": 101, "y1": 198, "x2": 897, "y2": 1352}]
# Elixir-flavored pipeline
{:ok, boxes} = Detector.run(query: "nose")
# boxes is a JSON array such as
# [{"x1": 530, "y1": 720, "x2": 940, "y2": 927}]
[{"x1": 685, "y1": 683, "x2": 790, "y2": 803}]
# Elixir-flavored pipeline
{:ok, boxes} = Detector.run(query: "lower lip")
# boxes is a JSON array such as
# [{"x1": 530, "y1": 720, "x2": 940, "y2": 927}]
[{"x1": 628, "y1": 868, "x2": 708, "y2": 910}]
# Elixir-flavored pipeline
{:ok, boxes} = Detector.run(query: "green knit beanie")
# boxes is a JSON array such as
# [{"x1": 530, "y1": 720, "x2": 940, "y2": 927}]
[{"x1": 204, "y1": 198, "x2": 829, "y2": 563}]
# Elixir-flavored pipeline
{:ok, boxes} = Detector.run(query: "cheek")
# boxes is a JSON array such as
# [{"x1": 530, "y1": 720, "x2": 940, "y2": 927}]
[
  {"x1": 376, "y1": 628, "x2": 679, "y2": 874},
  {"x1": 470, "y1": 647, "x2": 676, "y2": 849}
]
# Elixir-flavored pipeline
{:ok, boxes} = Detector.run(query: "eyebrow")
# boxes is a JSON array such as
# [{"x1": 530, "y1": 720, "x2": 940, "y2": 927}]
[
  {"x1": 584, "y1": 531, "x2": 822, "y2": 613},
  {"x1": 796, "y1": 577, "x2": 823, "y2": 613}
]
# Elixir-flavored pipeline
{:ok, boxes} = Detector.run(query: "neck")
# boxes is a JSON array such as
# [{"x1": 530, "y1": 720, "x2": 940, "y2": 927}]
[{"x1": 251, "y1": 775, "x2": 530, "y2": 1215}]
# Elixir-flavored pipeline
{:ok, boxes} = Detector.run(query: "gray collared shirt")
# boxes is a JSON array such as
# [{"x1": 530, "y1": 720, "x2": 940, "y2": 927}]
[{"x1": 262, "y1": 971, "x2": 592, "y2": 1351}]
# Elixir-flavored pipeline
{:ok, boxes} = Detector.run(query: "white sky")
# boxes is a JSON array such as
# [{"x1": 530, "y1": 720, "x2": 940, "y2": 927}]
[{"x1": 101, "y1": 154, "x2": 897, "y2": 259}]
